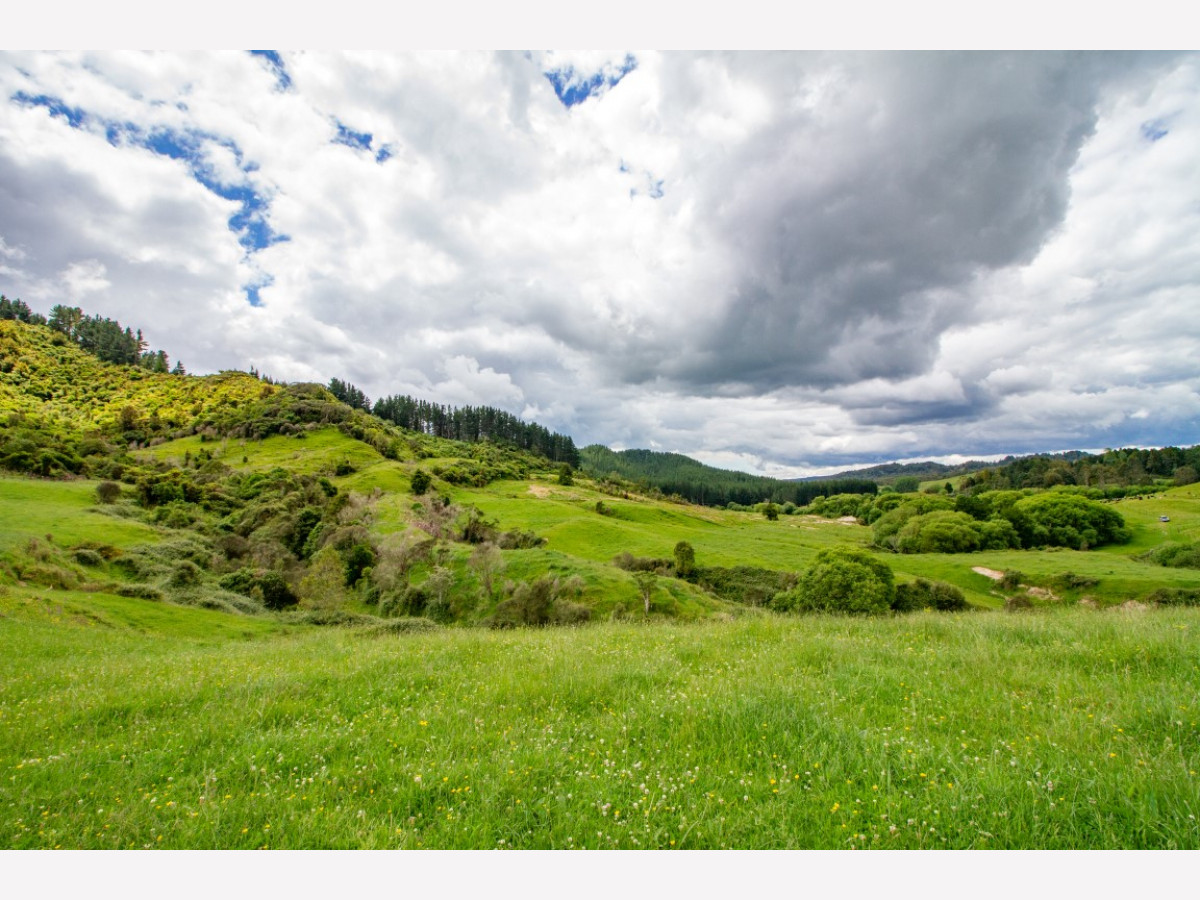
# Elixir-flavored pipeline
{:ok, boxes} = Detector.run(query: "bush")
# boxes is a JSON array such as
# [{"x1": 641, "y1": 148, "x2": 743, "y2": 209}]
[
  {"x1": 895, "y1": 510, "x2": 981, "y2": 554},
  {"x1": 892, "y1": 578, "x2": 967, "y2": 612},
  {"x1": 774, "y1": 547, "x2": 894, "y2": 615},
  {"x1": 259, "y1": 571, "x2": 299, "y2": 610},
  {"x1": 1012, "y1": 493, "x2": 1129, "y2": 550},
  {"x1": 491, "y1": 576, "x2": 570, "y2": 627},
  {"x1": 96, "y1": 481, "x2": 121, "y2": 504},
  {"x1": 1145, "y1": 588, "x2": 1200, "y2": 607},
  {"x1": 166, "y1": 560, "x2": 202, "y2": 588},
  {"x1": 498, "y1": 529, "x2": 546, "y2": 550},
  {"x1": 673, "y1": 541, "x2": 696, "y2": 578},
  {"x1": 114, "y1": 584, "x2": 164, "y2": 601},
  {"x1": 928, "y1": 581, "x2": 968, "y2": 611},
  {"x1": 1050, "y1": 572, "x2": 1100, "y2": 590},
  {"x1": 695, "y1": 566, "x2": 796, "y2": 606},
  {"x1": 73, "y1": 548, "x2": 105, "y2": 567},
  {"x1": 342, "y1": 542, "x2": 377, "y2": 587},
  {"x1": 410, "y1": 468, "x2": 431, "y2": 496},
  {"x1": 613, "y1": 551, "x2": 672, "y2": 574},
  {"x1": 1141, "y1": 542, "x2": 1200, "y2": 570},
  {"x1": 997, "y1": 570, "x2": 1024, "y2": 591},
  {"x1": 218, "y1": 568, "x2": 258, "y2": 596}
]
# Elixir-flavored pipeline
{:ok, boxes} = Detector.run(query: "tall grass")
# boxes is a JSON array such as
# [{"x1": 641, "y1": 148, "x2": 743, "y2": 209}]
[{"x1": 3, "y1": 603, "x2": 1197, "y2": 849}]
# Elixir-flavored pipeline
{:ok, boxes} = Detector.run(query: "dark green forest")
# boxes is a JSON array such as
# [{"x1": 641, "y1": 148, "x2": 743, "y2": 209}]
[
  {"x1": 579, "y1": 445, "x2": 878, "y2": 508},
  {"x1": 370, "y1": 391, "x2": 579, "y2": 465},
  {"x1": 961, "y1": 447, "x2": 1200, "y2": 492}
]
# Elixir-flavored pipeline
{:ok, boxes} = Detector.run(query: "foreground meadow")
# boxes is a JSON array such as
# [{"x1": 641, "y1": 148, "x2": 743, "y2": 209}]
[{"x1": 2, "y1": 597, "x2": 1197, "y2": 849}]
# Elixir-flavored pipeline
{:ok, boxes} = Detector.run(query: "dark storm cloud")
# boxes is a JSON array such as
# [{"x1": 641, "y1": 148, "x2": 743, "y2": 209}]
[{"x1": 658, "y1": 52, "x2": 1171, "y2": 393}]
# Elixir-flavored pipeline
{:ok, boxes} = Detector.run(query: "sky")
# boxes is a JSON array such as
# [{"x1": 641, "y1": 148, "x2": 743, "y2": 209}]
[{"x1": 1, "y1": 49, "x2": 1198, "y2": 477}]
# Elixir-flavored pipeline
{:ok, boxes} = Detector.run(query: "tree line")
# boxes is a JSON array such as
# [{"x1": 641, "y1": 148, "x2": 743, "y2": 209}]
[
  {"x1": 1, "y1": 295, "x2": 184, "y2": 374},
  {"x1": 961, "y1": 446, "x2": 1200, "y2": 492},
  {"x1": 328, "y1": 382, "x2": 579, "y2": 466}
]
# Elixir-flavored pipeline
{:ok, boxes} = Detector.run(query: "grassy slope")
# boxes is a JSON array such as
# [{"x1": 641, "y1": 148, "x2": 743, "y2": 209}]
[{"x1": 0, "y1": 476, "x2": 159, "y2": 551}]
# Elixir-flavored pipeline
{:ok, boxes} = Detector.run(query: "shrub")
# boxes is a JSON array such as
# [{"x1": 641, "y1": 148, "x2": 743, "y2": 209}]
[
  {"x1": 1012, "y1": 493, "x2": 1129, "y2": 550},
  {"x1": 459, "y1": 507, "x2": 499, "y2": 544},
  {"x1": 1145, "y1": 588, "x2": 1200, "y2": 607},
  {"x1": 259, "y1": 571, "x2": 298, "y2": 610},
  {"x1": 892, "y1": 578, "x2": 966, "y2": 612},
  {"x1": 1051, "y1": 572, "x2": 1100, "y2": 590},
  {"x1": 673, "y1": 541, "x2": 696, "y2": 578},
  {"x1": 114, "y1": 584, "x2": 164, "y2": 601},
  {"x1": 774, "y1": 547, "x2": 895, "y2": 615},
  {"x1": 218, "y1": 568, "x2": 258, "y2": 596},
  {"x1": 1141, "y1": 542, "x2": 1200, "y2": 569},
  {"x1": 997, "y1": 570, "x2": 1024, "y2": 591},
  {"x1": 928, "y1": 581, "x2": 968, "y2": 611},
  {"x1": 96, "y1": 481, "x2": 121, "y2": 504},
  {"x1": 498, "y1": 529, "x2": 546, "y2": 550},
  {"x1": 342, "y1": 542, "x2": 377, "y2": 587},
  {"x1": 492, "y1": 576, "x2": 560, "y2": 627},
  {"x1": 613, "y1": 551, "x2": 671, "y2": 574},
  {"x1": 166, "y1": 560, "x2": 202, "y2": 588},
  {"x1": 73, "y1": 548, "x2": 105, "y2": 567},
  {"x1": 695, "y1": 566, "x2": 795, "y2": 607},
  {"x1": 895, "y1": 510, "x2": 981, "y2": 554},
  {"x1": 410, "y1": 468, "x2": 431, "y2": 496}
]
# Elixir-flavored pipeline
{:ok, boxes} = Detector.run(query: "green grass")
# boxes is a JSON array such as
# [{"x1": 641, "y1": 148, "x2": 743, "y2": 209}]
[
  {"x1": 0, "y1": 476, "x2": 160, "y2": 551},
  {"x1": 2, "y1": 598, "x2": 1197, "y2": 849}
]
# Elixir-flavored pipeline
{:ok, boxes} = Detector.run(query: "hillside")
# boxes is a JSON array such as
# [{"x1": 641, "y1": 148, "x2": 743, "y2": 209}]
[
  {"x1": 579, "y1": 444, "x2": 877, "y2": 508},
  {"x1": 2, "y1": 315, "x2": 1200, "y2": 850},
  {"x1": 3, "y1": 313, "x2": 1200, "y2": 630},
  {"x1": 805, "y1": 458, "x2": 1001, "y2": 484}
]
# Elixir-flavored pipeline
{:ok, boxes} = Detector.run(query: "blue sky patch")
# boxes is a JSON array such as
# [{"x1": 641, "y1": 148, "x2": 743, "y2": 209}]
[
  {"x1": 333, "y1": 119, "x2": 374, "y2": 152},
  {"x1": 244, "y1": 275, "x2": 273, "y2": 307},
  {"x1": 544, "y1": 55, "x2": 637, "y2": 107},
  {"x1": 250, "y1": 51, "x2": 292, "y2": 91},
  {"x1": 11, "y1": 90, "x2": 286, "y2": 304},
  {"x1": 1140, "y1": 118, "x2": 1169, "y2": 141},
  {"x1": 12, "y1": 91, "x2": 86, "y2": 127}
]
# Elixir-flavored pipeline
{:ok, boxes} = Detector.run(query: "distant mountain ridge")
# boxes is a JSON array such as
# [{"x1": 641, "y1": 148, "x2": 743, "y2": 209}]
[
  {"x1": 802, "y1": 451, "x2": 1095, "y2": 484},
  {"x1": 579, "y1": 445, "x2": 877, "y2": 508}
]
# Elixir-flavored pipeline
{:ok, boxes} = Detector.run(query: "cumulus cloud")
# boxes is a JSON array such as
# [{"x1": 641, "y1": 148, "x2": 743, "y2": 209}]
[{"x1": 0, "y1": 51, "x2": 1197, "y2": 473}]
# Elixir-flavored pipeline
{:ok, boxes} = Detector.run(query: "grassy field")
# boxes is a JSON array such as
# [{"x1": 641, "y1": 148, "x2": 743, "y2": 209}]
[
  {"x1": 0, "y1": 476, "x2": 160, "y2": 551},
  {"x1": 2, "y1": 596, "x2": 1197, "y2": 849},
  {"x1": 4, "y1": 432, "x2": 1200, "y2": 849}
]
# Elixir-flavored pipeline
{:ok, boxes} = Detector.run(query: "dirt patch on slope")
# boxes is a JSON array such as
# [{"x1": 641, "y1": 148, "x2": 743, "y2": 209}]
[{"x1": 972, "y1": 566, "x2": 1005, "y2": 580}]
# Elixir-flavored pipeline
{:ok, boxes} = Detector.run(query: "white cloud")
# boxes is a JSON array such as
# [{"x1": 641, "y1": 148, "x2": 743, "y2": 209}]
[{"x1": 1, "y1": 51, "x2": 1197, "y2": 473}]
